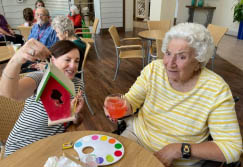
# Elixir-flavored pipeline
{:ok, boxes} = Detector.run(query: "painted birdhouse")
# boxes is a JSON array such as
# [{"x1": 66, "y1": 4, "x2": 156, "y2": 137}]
[{"x1": 36, "y1": 63, "x2": 76, "y2": 126}]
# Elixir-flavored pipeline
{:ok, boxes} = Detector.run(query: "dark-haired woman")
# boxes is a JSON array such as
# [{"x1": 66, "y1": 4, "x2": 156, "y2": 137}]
[
  {"x1": 0, "y1": 39, "x2": 84, "y2": 156},
  {"x1": 23, "y1": 8, "x2": 34, "y2": 27}
]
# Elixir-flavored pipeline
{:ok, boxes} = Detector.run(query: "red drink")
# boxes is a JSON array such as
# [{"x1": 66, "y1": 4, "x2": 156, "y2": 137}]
[{"x1": 106, "y1": 98, "x2": 127, "y2": 119}]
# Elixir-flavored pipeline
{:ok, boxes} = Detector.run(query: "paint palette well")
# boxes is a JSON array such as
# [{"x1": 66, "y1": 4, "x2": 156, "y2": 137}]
[{"x1": 74, "y1": 134, "x2": 125, "y2": 166}]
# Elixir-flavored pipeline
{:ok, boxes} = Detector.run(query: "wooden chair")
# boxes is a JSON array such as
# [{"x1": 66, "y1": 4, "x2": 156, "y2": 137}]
[
  {"x1": 147, "y1": 20, "x2": 170, "y2": 62},
  {"x1": 207, "y1": 24, "x2": 228, "y2": 70},
  {"x1": 0, "y1": 45, "x2": 15, "y2": 64},
  {"x1": 147, "y1": 20, "x2": 171, "y2": 32},
  {"x1": 108, "y1": 25, "x2": 144, "y2": 80},
  {"x1": 75, "y1": 18, "x2": 100, "y2": 58},
  {"x1": 17, "y1": 26, "x2": 32, "y2": 42},
  {"x1": 79, "y1": 42, "x2": 94, "y2": 115},
  {"x1": 156, "y1": 39, "x2": 164, "y2": 59},
  {"x1": 0, "y1": 74, "x2": 26, "y2": 160}
]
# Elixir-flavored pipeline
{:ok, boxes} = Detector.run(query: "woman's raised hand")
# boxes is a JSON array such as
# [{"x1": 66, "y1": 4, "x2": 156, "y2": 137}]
[
  {"x1": 71, "y1": 90, "x2": 84, "y2": 125},
  {"x1": 13, "y1": 39, "x2": 51, "y2": 65}
]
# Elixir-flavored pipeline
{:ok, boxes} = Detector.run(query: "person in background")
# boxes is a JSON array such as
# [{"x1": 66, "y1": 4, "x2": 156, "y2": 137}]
[
  {"x1": 23, "y1": 8, "x2": 34, "y2": 27},
  {"x1": 33, "y1": 0, "x2": 45, "y2": 23},
  {"x1": 52, "y1": 16, "x2": 86, "y2": 72},
  {"x1": 28, "y1": 7, "x2": 58, "y2": 48},
  {"x1": 104, "y1": 23, "x2": 242, "y2": 167},
  {"x1": 23, "y1": 7, "x2": 58, "y2": 73},
  {"x1": 0, "y1": 14, "x2": 24, "y2": 45},
  {"x1": 68, "y1": 5, "x2": 82, "y2": 29},
  {"x1": 0, "y1": 39, "x2": 84, "y2": 156}
]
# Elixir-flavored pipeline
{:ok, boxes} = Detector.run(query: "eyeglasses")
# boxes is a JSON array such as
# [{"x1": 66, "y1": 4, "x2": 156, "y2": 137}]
[{"x1": 36, "y1": 13, "x2": 48, "y2": 17}]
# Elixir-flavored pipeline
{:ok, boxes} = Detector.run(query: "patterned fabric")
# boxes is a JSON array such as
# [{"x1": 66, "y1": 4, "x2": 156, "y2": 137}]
[
  {"x1": 125, "y1": 60, "x2": 242, "y2": 165},
  {"x1": 5, "y1": 71, "x2": 83, "y2": 156},
  {"x1": 28, "y1": 22, "x2": 58, "y2": 48}
]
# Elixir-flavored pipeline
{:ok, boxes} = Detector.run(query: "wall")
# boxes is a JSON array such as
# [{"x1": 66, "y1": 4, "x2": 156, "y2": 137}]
[
  {"x1": 177, "y1": 0, "x2": 239, "y2": 36},
  {"x1": 150, "y1": 0, "x2": 176, "y2": 25},
  {"x1": 125, "y1": 0, "x2": 133, "y2": 31},
  {"x1": 99, "y1": 0, "x2": 123, "y2": 29},
  {"x1": 150, "y1": 0, "x2": 162, "y2": 20},
  {"x1": 0, "y1": 0, "x2": 69, "y2": 28},
  {"x1": 160, "y1": 0, "x2": 176, "y2": 25}
]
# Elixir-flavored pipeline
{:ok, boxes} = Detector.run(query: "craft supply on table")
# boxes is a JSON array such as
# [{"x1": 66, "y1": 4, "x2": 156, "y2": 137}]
[{"x1": 74, "y1": 134, "x2": 125, "y2": 166}]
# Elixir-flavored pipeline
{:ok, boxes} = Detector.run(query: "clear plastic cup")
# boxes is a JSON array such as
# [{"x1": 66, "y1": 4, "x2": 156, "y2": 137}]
[{"x1": 82, "y1": 154, "x2": 97, "y2": 167}]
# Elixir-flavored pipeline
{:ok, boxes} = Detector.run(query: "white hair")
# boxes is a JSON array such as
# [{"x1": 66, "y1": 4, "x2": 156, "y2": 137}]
[
  {"x1": 162, "y1": 23, "x2": 215, "y2": 67},
  {"x1": 70, "y1": 5, "x2": 79, "y2": 15},
  {"x1": 52, "y1": 16, "x2": 74, "y2": 37}
]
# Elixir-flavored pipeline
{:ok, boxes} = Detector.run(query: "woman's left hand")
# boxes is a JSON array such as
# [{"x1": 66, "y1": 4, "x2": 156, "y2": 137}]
[
  {"x1": 71, "y1": 90, "x2": 84, "y2": 124},
  {"x1": 154, "y1": 143, "x2": 182, "y2": 167}
]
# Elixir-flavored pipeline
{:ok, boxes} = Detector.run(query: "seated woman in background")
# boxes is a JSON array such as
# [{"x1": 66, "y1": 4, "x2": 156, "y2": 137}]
[
  {"x1": 68, "y1": 5, "x2": 82, "y2": 29},
  {"x1": 0, "y1": 39, "x2": 84, "y2": 156},
  {"x1": 23, "y1": 8, "x2": 34, "y2": 27},
  {"x1": 104, "y1": 23, "x2": 242, "y2": 167},
  {"x1": 52, "y1": 15, "x2": 86, "y2": 73},
  {"x1": 0, "y1": 14, "x2": 24, "y2": 45}
]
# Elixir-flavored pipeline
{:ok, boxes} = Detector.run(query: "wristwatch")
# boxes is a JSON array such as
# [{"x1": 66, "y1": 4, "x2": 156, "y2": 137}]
[{"x1": 181, "y1": 143, "x2": 191, "y2": 159}]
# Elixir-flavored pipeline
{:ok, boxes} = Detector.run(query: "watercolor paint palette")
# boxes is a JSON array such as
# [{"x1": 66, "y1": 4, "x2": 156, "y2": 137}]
[{"x1": 74, "y1": 134, "x2": 125, "y2": 166}]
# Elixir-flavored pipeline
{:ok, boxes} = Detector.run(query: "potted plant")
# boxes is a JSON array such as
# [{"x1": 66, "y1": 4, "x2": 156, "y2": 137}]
[{"x1": 233, "y1": 0, "x2": 243, "y2": 39}]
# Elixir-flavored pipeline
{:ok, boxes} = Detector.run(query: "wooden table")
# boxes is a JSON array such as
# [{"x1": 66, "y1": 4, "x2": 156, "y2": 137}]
[
  {"x1": 0, "y1": 46, "x2": 15, "y2": 64},
  {"x1": 0, "y1": 131, "x2": 165, "y2": 167},
  {"x1": 138, "y1": 30, "x2": 166, "y2": 64}
]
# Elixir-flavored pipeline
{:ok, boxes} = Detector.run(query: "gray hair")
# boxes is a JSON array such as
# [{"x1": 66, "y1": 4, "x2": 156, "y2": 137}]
[
  {"x1": 51, "y1": 16, "x2": 75, "y2": 37},
  {"x1": 162, "y1": 23, "x2": 215, "y2": 67},
  {"x1": 70, "y1": 5, "x2": 79, "y2": 15},
  {"x1": 36, "y1": 7, "x2": 49, "y2": 16}
]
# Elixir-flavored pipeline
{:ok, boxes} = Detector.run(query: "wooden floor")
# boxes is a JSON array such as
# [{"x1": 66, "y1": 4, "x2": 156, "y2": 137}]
[{"x1": 0, "y1": 28, "x2": 243, "y2": 165}]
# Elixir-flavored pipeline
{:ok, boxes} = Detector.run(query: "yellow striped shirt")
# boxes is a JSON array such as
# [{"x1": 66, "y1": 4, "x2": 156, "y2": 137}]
[{"x1": 125, "y1": 60, "x2": 242, "y2": 165}]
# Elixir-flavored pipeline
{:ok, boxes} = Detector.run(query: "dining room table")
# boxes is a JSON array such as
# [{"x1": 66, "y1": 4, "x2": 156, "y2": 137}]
[
  {"x1": 0, "y1": 45, "x2": 15, "y2": 64},
  {"x1": 0, "y1": 131, "x2": 165, "y2": 167},
  {"x1": 138, "y1": 30, "x2": 166, "y2": 64}
]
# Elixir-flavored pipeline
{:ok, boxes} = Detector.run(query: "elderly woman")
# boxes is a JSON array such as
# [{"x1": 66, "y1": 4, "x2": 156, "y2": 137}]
[
  {"x1": 68, "y1": 5, "x2": 82, "y2": 28},
  {"x1": 52, "y1": 15, "x2": 86, "y2": 71},
  {"x1": 0, "y1": 39, "x2": 84, "y2": 156},
  {"x1": 104, "y1": 23, "x2": 242, "y2": 167}
]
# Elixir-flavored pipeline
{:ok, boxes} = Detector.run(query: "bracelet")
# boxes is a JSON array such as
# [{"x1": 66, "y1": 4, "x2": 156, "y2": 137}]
[{"x1": 2, "y1": 71, "x2": 17, "y2": 80}]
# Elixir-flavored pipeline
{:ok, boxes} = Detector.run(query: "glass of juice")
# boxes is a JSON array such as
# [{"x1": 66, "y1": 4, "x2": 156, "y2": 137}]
[{"x1": 105, "y1": 94, "x2": 127, "y2": 119}]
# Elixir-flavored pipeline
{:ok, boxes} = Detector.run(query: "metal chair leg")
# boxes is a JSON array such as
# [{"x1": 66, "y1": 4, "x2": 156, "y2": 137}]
[
  {"x1": 211, "y1": 47, "x2": 217, "y2": 71},
  {"x1": 113, "y1": 57, "x2": 120, "y2": 80},
  {"x1": 93, "y1": 36, "x2": 100, "y2": 59},
  {"x1": 83, "y1": 91, "x2": 94, "y2": 115},
  {"x1": 81, "y1": 72, "x2": 94, "y2": 115}
]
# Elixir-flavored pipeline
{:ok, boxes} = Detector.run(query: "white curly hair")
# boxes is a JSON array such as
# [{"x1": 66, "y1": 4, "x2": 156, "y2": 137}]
[
  {"x1": 51, "y1": 16, "x2": 75, "y2": 37},
  {"x1": 162, "y1": 23, "x2": 215, "y2": 67},
  {"x1": 70, "y1": 5, "x2": 79, "y2": 15}
]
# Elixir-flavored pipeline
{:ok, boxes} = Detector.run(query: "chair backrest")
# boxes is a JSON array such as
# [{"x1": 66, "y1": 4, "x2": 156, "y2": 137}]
[
  {"x1": 0, "y1": 46, "x2": 15, "y2": 63},
  {"x1": 147, "y1": 20, "x2": 171, "y2": 32},
  {"x1": 0, "y1": 74, "x2": 26, "y2": 145},
  {"x1": 108, "y1": 25, "x2": 121, "y2": 47},
  {"x1": 0, "y1": 97, "x2": 24, "y2": 144},
  {"x1": 207, "y1": 24, "x2": 228, "y2": 47},
  {"x1": 81, "y1": 42, "x2": 91, "y2": 71},
  {"x1": 17, "y1": 26, "x2": 32, "y2": 42},
  {"x1": 91, "y1": 18, "x2": 99, "y2": 34},
  {"x1": 156, "y1": 39, "x2": 164, "y2": 59}
]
